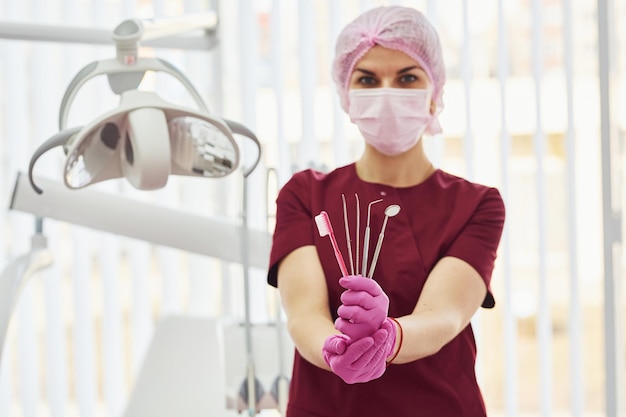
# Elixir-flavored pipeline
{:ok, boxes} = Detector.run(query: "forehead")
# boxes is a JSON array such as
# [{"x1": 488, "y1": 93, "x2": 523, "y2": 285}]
[{"x1": 354, "y1": 45, "x2": 423, "y2": 72}]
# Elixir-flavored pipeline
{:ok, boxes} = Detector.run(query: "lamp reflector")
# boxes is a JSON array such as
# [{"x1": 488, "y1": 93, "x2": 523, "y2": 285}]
[{"x1": 169, "y1": 116, "x2": 239, "y2": 178}]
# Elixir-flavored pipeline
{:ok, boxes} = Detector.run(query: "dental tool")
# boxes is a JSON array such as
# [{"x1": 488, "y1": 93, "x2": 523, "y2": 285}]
[
  {"x1": 315, "y1": 211, "x2": 349, "y2": 277},
  {"x1": 354, "y1": 194, "x2": 360, "y2": 275},
  {"x1": 342, "y1": 194, "x2": 354, "y2": 275},
  {"x1": 368, "y1": 204, "x2": 401, "y2": 279},
  {"x1": 361, "y1": 199, "x2": 383, "y2": 277}
]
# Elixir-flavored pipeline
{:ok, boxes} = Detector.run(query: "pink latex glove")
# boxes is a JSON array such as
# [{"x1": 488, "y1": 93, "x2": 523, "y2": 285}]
[
  {"x1": 322, "y1": 318, "x2": 396, "y2": 384},
  {"x1": 335, "y1": 275, "x2": 389, "y2": 340}
]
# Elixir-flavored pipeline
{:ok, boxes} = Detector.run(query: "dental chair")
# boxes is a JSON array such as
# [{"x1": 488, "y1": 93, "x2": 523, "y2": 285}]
[
  {"x1": 122, "y1": 315, "x2": 235, "y2": 417},
  {"x1": 0, "y1": 218, "x2": 53, "y2": 368},
  {"x1": 122, "y1": 315, "x2": 293, "y2": 417}
]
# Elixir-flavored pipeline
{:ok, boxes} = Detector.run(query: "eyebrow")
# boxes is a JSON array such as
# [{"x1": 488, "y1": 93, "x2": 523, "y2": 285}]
[
  {"x1": 353, "y1": 66, "x2": 423, "y2": 75},
  {"x1": 398, "y1": 65, "x2": 421, "y2": 74}
]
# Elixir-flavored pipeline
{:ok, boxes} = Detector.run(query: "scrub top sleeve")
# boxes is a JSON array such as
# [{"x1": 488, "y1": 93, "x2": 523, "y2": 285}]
[
  {"x1": 444, "y1": 187, "x2": 505, "y2": 308},
  {"x1": 267, "y1": 172, "x2": 315, "y2": 287}
]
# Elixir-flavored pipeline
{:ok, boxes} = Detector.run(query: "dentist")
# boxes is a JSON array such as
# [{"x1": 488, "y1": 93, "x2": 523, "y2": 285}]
[{"x1": 267, "y1": 6, "x2": 505, "y2": 416}]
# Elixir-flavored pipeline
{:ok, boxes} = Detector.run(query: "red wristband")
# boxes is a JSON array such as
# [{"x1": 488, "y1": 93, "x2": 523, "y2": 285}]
[{"x1": 386, "y1": 317, "x2": 403, "y2": 366}]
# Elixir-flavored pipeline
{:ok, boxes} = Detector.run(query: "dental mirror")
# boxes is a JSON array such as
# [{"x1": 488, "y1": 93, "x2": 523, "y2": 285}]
[
  {"x1": 384, "y1": 204, "x2": 401, "y2": 217},
  {"x1": 368, "y1": 204, "x2": 401, "y2": 278}
]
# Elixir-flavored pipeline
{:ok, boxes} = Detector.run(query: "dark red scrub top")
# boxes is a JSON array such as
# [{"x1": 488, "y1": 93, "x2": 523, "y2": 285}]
[{"x1": 268, "y1": 164, "x2": 505, "y2": 417}]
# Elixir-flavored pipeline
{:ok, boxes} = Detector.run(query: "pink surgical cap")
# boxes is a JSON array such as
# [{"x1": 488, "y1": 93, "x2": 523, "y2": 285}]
[{"x1": 331, "y1": 6, "x2": 446, "y2": 135}]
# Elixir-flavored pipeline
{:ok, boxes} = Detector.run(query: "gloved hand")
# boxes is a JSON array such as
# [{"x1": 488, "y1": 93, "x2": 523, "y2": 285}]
[
  {"x1": 335, "y1": 275, "x2": 389, "y2": 340},
  {"x1": 322, "y1": 318, "x2": 396, "y2": 384}
]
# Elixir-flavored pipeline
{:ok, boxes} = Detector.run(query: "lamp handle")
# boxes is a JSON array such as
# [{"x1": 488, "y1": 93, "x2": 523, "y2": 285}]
[{"x1": 224, "y1": 119, "x2": 262, "y2": 178}]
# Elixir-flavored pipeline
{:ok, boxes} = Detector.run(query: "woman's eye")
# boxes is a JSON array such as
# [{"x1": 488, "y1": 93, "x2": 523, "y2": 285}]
[
  {"x1": 358, "y1": 76, "x2": 378, "y2": 86},
  {"x1": 399, "y1": 74, "x2": 418, "y2": 84}
]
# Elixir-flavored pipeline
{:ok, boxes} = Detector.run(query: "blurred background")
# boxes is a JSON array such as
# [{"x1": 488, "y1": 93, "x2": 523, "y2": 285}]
[{"x1": 0, "y1": 0, "x2": 624, "y2": 416}]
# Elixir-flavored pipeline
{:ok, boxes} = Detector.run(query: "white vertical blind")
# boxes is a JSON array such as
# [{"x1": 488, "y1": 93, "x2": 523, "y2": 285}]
[
  {"x1": 496, "y1": 0, "x2": 517, "y2": 415},
  {"x1": 270, "y1": 0, "x2": 292, "y2": 186},
  {"x1": 530, "y1": 0, "x2": 553, "y2": 415},
  {"x1": 99, "y1": 234, "x2": 126, "y2": 417},
  {"x1": 296, "y1": 0, "x2": 319, "y2": 168},
  {"x1": 423, "y1": 0, "x2": 445, "y2": 167},
  {"x1": 43, "y1": 256, "x2": 69, "y2": 417},
  {"x1": 328, "y1": 1, "x2": 351, "y2": 168},
  {"x1": 70, "y1": 229, "x2": 98, "y2": 417},
  {"x1": 562, "y1": 0, "x2": 584, "y2": 415},
  {"x1": 460, "y1": 0, "x2": 474, "y2": 179},
  {"x1": 597, "y1": 0, "x2": 623, "y2": 414},
  {"x1": 128, "y1": 241, "x2": 152, "y2": 376}
]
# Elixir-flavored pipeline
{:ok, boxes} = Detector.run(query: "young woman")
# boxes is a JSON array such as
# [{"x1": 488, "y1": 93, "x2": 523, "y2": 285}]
[{"x1": 267, "y1": 6, "x2": 505, "y2": 416}]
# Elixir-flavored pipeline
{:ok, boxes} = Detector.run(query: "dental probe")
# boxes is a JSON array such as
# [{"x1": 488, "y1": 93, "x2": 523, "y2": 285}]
[
  {"x1": 361, "y1": 199, "x2": 383, "y2": 277},
  {"x1": 354, "y1": 194, "x2": 360, "y2": 275},
  {"x1": 342, "y1": 194, "x2": 355, "y2": 275}
]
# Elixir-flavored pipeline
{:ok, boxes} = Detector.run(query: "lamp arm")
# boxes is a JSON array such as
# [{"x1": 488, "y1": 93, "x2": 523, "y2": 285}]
[
  {"x1": 112, "y1": 12, "x2": 218, "y2": 66},
  {"x1": 138, "y1": 13, "x2": 218, "y2": 42}
]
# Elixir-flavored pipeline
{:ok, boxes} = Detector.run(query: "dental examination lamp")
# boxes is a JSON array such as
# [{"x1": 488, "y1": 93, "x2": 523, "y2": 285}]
[
  {"x1": 5, "y1": 13, "x2": 269, "y2": 417},
  {"x1": 27, "y1": 13, "x2": 261, "y2": 193}
]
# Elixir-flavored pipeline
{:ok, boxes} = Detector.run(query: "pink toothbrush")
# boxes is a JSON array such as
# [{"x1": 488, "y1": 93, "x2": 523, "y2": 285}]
[{"x1": 315, "y1": 211, "x2": 349, "y2": 277}]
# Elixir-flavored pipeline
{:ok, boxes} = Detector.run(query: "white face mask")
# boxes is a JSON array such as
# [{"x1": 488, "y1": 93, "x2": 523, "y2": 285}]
[{"x1": 348, "y1": 88, "x2": 433, "y2": 156}]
